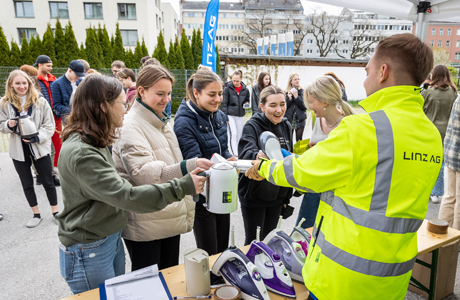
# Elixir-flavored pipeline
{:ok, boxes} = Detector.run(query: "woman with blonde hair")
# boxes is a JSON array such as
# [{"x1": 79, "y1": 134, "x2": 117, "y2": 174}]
[
  {"x1": 285, "y1": 73, "x2": 307, "y2": 142},
  {"x1": 0, "y1": 70, "x2": 57, "y2": 228},
  {"x1": 238, "y1": 85, "x2": 293, "y2": 244},
  {"x1": 296, "y1": 75, "x2": 355, "y2": 229},
  {"x1": 423, "y1": 64, "x2": 458, "y2": 204},
  {"x1": 174, "y1": 66, "x2": 235, "y2": 256},
  {"x1": 113, "y1": 65, "x2": 213, "y2": 271}
]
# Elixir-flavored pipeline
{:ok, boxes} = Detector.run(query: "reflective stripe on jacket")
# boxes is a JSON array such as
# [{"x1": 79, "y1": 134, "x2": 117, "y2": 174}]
[{"x1": 258, "y1": 85, "x2": 443, "y2": 300}]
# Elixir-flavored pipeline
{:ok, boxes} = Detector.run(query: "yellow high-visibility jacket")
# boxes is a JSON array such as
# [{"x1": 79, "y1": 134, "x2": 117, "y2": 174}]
[{"x1": 259, "y1": 86, "x2": 443, "y2": 300}]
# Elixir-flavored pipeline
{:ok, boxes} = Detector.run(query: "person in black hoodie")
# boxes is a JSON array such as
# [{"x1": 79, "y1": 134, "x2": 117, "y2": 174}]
[
  {"x1": 238, "y1": 85, "x2": 293, "y2": 245},
  {"x1": 284, "y1": 73, "x2": 307, "y2": 143},
  {"x1": 222, "y1": 70, "x2": 250, "y2": 156}
]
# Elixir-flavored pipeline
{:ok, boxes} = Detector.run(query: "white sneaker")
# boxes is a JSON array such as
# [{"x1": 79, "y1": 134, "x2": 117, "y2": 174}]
[
  {"x1": 430, "y1": 195, "x2": 440, "y2": 204},
  {"x1": 26, "y1": 217, "x2": 42, "y2": 228}
]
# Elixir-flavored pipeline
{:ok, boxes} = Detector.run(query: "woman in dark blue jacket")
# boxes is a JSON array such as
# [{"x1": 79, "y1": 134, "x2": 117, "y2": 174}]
[
  {"x1": 174, "y1": 66, "x2": 234, "y2": 255},
  {"x1": 238, "y1": 85, "x2": 293, "y2": 245}
]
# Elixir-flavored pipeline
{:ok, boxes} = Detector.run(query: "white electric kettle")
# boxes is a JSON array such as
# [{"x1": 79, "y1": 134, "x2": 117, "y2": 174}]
[{"x1": 11, "y1": 115, "x2": 38, "y2": 139}]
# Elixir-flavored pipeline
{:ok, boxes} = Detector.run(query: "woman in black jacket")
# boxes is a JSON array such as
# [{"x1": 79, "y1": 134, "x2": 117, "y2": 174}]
[
  {"x1": 238, "y1": 85, "x2": 293, "y2": 245},
  {"x1": 285, "y1": 73, "x2": 307, "y2": 142},
  {"x1": 222, "y1": 70, "x2": 250, "y2": 156},
  {"x1": 251, "y1": 72, "x2": 272, "y2": 116}
]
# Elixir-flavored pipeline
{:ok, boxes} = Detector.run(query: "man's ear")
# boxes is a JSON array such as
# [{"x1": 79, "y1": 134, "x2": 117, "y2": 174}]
[{"x1": 379, "y1": 63, "x2": 390, "y2": 84}]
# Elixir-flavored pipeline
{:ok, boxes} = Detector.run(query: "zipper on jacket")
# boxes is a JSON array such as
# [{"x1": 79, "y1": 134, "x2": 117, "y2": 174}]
[
  {"x1": 209, "y1": 113, "x2": 222, "y2": 156},
  {"x1": 312, "y1": 215, "x2": 324, "y2": 249}
]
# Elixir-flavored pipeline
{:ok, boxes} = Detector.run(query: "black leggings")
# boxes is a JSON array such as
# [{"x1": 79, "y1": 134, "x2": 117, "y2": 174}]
[
  {"x1": 241, "y1": 204, "x2": 283, "y2": 245},
  {"x1": 12, "y1": 144, "x2": 57, "y2": 207},
  {"x1": 292, "y1": 126, "x2": 305, "y2": 142},
  {"x1": 124, "y1": 235, "x2": 180, "y2": 271}
]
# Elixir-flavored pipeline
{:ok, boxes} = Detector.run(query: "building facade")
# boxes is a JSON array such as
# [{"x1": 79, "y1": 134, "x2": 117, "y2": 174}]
[
  {"x1": 423, "y1": 22, "x2": 460, "y2": 63},
  {"x1": 181, "y1": 1, "x2": 246, "y2": 54},
  {"x1": 2, "y1": 0, "x2": 178, "y2": 53}
]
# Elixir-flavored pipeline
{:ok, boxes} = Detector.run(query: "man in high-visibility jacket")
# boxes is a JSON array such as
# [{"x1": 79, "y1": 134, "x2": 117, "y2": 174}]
[{"x1": 246, "y1": 33, "x2": 443, "y2": 300}]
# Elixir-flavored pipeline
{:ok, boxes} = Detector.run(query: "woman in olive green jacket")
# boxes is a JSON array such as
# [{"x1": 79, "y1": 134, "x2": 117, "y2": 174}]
[
  {"x1": 423, "y1": 64, "x2": 458, "y2": 204},
  {"x1": 56, "y1": 75, "x2": 206, "y2": 295}
]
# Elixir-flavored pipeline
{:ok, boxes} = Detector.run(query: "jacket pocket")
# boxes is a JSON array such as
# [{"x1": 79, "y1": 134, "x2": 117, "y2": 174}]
[{"x1": 59, "y1": 245, "x2": 75, "y2": 281}]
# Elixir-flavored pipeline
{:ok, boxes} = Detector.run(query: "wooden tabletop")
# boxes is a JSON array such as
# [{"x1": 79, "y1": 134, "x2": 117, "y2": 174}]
[{"x1": 61, "y1": 222, "x2": 460, "y2": 300}]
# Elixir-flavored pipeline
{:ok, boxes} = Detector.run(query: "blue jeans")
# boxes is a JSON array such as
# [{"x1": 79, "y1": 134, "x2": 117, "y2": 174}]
[
  {"x1": 432, "y1": 161, "x2": 444, "y2": 196},
  {"x1": 296, "y1": 193, "x2": 321, "y2": 229},
  {"x1": 59, "y1": 230, "x2": 125, "y2": 294}
]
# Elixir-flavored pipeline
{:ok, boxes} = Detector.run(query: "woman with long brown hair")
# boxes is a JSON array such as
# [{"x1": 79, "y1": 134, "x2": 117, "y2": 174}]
[
  {"x1": 56, "y1": 75, "x2": 206, "y2": 294},
  {"x1": 0, "y1": 70, "x2": 57, "y2": 228},
  {"x1": 251, "y1": 71, "x2": 271, "y2": 116},
  {"x1": 423, "y1": 64, "x2": 458, "y2": 204},
  {"x1": 113, "y1": 65, "x2": 213, "y2": 271}
]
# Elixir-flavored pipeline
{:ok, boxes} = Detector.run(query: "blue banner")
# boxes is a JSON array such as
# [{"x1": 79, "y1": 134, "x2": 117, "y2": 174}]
[{"x1": 201, "y1": 0, "x2": 219, "y2": 72}]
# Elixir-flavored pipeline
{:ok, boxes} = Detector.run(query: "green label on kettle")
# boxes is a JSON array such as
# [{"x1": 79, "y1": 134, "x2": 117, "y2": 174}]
[{"x1": 222, "y1": 192, "x2": 232, "y2": 203}]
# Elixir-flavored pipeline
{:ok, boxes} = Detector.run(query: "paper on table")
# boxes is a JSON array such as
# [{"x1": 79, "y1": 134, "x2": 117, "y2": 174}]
[{"x1": 105, "y1": 265, "x2": 170, "y2": 300}]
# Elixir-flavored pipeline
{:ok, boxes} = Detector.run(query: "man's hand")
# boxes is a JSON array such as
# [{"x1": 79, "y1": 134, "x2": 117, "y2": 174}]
[{"x1": 245, "y1": 160, "x2": 265, "y2": 181}]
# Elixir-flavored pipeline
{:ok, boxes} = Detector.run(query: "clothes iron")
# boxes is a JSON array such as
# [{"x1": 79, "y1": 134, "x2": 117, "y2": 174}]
[
  {"x1": 11, "y1": 115, "x2": 38, "y2": 139},
  {"x1": 212, "y1": 226, "x2": 270, "y2": 300},
  {"x1": 289, "y1": 218, "x2": 311, "y2": 257},
  {"x1": 263, "y1": 217, "x2": 306, "y2": 283},
  {"x1": 259, "y1": 131, "x2": 284, "y2": 160},
  {"x1": 246, "y1": 227, "x2": 296, "y2": 298}
]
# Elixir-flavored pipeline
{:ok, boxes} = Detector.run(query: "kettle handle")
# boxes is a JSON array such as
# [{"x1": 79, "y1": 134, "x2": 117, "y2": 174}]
[{"x1": 193, "y1": 172, "x2": 209, "y2": 203}]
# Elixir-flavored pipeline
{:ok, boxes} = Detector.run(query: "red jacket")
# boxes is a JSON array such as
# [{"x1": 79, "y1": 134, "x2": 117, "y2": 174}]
[{"x1": 37, "y1": 73, "x2": 56, "y2": 107}]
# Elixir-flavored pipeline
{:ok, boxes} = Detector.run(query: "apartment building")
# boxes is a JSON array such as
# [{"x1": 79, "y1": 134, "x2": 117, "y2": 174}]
[
  {"x1": 424, "y1": 22, "x2": 460, "y2": 63},
  {"x1": 2, "y1": 0, "x2": 178, "y2": 52},
  {"x1": 181, "y1": 1, "x2": 246, "y2": 54}
]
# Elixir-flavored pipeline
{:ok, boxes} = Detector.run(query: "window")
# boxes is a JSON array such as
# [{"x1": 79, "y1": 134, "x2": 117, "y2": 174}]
[
  {"x1": 448, "y1": 29, "x2": 452, "y2": 35},
  {"x1": 401, "y1": 25, "x2": 411, "y2": 30},
  {"x1": 118, "y1": 4, "x2": 136, "y2": 19},
  {"x1": 438, "y1": 40, "x2": 442, "y2": 47},
  {"x1": 293, "y1": 30, "x2": 300, "y2": 34},
  {"x1": 447, "y1": 40, "x2": 451, "y2": 47},
  {"x1": 430, "y1": 40, "x2": 434, "y2": 47},
  {"x1": 306, "y1": 39, "x2": 313, "y2": 44},
  {"x1": 457, "y1": 41, "x2": 460, "y2": 47},
  {"x1": 49, "y1": 2, "x2": 69, "y2": 18},
  {"x1": 305, "y1": 49, "x2": 313, "y2": 54},
  {"x1": 187, "y1": 13, "x2": 195, "y2": 17},
  {"x1": 432, "y1": 28, "x2": 436, "y2": 35},
  {"x1": 440, "y1": 28, "x2": 444, "y2": 35},
  {"x1": 18, "y1": 28, "x2": 37, "y2": 42},
  {"x1": 343, "y1": 49, "x2": 348, "y2": 54},
  {"x1": 343, "y1": 40, "x2": 349, "y2": 44},
  {"x1": 84, "y1": 3, "x2": 103, "y2": 19},
  {"x1": 235, "y1": 13, "x2": 238, "y2": 18},
  {"x1": 455, "y1": 52, "x2": 460, "y2": 60},
  {"x1": 156, "y1": 14, "x2": 159, "y2": 29},
  {"x1": 457, "y1": 29, "x2": 460, "y2": 35},
  {"x1": 120, "y1": 30, "x2": 137, "y2": 46},
  {"x1": 239, "y1": 48, "x2": 244, "y2": 52},
  {"x1": 201, "y1": 13, "x2": 205, "y2": 17},
  {"x1": 15, "y1": 1, "x2": 34, "y2": 17}
]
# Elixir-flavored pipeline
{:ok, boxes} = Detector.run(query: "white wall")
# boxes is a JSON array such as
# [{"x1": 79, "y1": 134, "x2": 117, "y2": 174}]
[{"x1": 226, "y1": 64, "x2": 368, "y2": 101}]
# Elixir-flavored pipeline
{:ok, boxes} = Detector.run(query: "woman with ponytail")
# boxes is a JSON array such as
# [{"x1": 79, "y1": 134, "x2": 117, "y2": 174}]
[
  {"x1": 174, "y1": 66, "x2": 235, "y2": 255},
  {"x1": 296, "y1": 75, "x2": 355, "y2": 229}
]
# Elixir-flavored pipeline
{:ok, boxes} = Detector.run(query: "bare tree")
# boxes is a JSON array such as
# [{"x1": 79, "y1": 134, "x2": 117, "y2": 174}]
[
  {"x1": 238, "y1": 10, "x2": 274, "y2": 54},
  {"x1": 337, "y1": 21, "x2": 383, "y2": 59},
  {"x1": 308, "y1": 10, "x2": 350, "y2": 57}
]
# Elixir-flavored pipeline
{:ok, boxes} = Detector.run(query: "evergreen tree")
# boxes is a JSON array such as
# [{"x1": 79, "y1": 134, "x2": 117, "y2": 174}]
[
  {"x1": 54, "y1": 18, "x2": 66, "y2": 67},
  {"x1": 110, "y1": 34, "x2": 114, "y2": 48},
  {"x1": 65, "y1": 21, "x2": 80, "y2": 62},
  {"x1": 99, "y1": 25, "x2": 112, "y2": 68},
  {"x1": 180, "y1": 30, "x2": 194, "y2": 69},
  {"x1": 94, "y1": 25, "x2": 104, "y2": 67},
  {"x1": 112, "y1": 23, "x2": 125, "y2": 61},
  {"x1": 0, "y1": 26, "x2": 10, "y2": 66},
  {"x1": 79, "y1": 42, "x2": 87, "y2": 60},
  {"x1": 215, "y1": 45, "x2": 221, "y2": 73},
  {"x1": 10, "y1": 40, "x2": 22, "y2": 67},
  {"x1": 85, "y1": 27, "x2": 102, "y2": 68},
  {"x1": 141, "y1": 38, "x2": 149, "y2": 57},
  {"x1": 152, "y1": 31, "x2": 169, "y2": 68},
  {"x1": 175, "y1": 36, "x2": 185, "y2": 70},
  {"x1": 20, "y1": 34, "x2": 33, "y2": 65},
  {"x1": 124, "y1": 48, "x2": 136, "y2": 69},
  {"x1": 168, "y1": 40, "x2": 176, "y2": 69},
  {"x1": 29, "y1": 33, "x2": 43, "y2": 62},
  {"x1": 191, "y1": 29, "x2": 197, "y2": 62},
  {"x1": 196, "y1": 29, "x2": 203, "y2": 68},
  {"x1": 42, "y1": 24, "x2": 56, "y2": 63},
  {"x1": 134, "y1": 40, "x2": 143, "y2": 68}
]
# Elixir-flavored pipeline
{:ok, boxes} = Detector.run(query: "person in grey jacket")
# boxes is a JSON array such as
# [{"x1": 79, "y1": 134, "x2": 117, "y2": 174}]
[
  {"x1": 0, "y1": 70, "x2": 57, "y2": 228},
  {"x1": 222, "y1": 70, "x2": 250, "y2": 156},
  {"x1": 251, "y1": 71, "x2": 272, "y2": 116}
]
